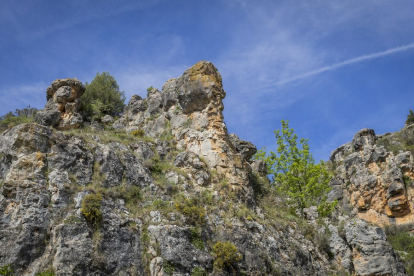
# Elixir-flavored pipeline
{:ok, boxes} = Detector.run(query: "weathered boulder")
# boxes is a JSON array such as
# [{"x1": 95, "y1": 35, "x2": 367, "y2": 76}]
[
  {"x1": 228, "y1": 133, "x2": 257, "y2": 161},
  {"x1": 36, "y1": 78, "x2": 85, "y2": 130}
]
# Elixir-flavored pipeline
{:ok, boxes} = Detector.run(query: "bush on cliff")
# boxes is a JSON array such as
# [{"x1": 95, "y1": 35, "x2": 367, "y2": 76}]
[
  {"x1": 0, "y1": 106, "x2": 37, "y2": 133},
  {"x1": 81, "y1": 193, "x2": 103, "y2": 226},
  {"x1": 212, "y1": 241, "x2": 242, "y2": 270},
  {"x1": 82, "y1": 72, "x2": 125, "y2": 121},
  {"x1": 254, "y1": 120, "x2": 335, "y2": 217},
  {"x1": 406, "y1": 109, "x2": 414, "y2": 126},
  {"x1": 0, "y1": 264, "x2": 13, "y2": 276}
]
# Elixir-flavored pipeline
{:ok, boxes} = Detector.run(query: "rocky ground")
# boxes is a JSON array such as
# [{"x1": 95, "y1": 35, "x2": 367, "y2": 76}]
[{"x1": 0, "y1": 61, "x2": 410, "y2": 275}]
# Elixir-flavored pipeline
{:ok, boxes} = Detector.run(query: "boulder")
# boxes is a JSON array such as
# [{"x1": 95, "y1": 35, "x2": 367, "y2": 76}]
[
  {"x1": 36, "y1": 78, "x2": 85, "y2": 130},
  {"x1": 228, "y1": 133, "x2": 257, "y2": 160}
]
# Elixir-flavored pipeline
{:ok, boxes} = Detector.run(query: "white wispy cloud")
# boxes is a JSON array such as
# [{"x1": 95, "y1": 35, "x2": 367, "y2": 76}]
[
  {"x1": 274, "y1": 43, "x2": 414, "y2": 86},
  {"x1": 15, "y1": 0, "x2": 163, "y2": 41}
]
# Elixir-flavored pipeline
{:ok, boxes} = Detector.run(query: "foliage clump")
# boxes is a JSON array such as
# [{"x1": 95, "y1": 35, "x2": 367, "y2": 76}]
[
  {"x1": 131, "y1": 129, "x2": 145, "y2": 137},
  {"x1": 191, "y1": 266, "x2": 207, "y2": 276},
  {"x1": 34, "y1": 270, "x2": 55, "y2": 276},
  {"x1": 81, "y1": 193, "x2": 103, "y2": 226},
  {"x1": 0, "y1": 264, "x2": 13, "y2": 276},
  {"x1": 254, "y1": 120, "x2": 335, "y2": 216},
  {"x1": 0, "y1": 106, "x2": 37, "y2": 133},
  {"x1": 385, "y1": 226, "x2": 414, "y2": 275},
  {"x1": 175, "y1": 196, "x2": 206, "y2": 225},
  {"x1": 406, "y1": 109, "x2": 414, "y2": 126},
  {"x1": 82, "y1": 72, "x2": 125, "y2": 121},
  {"x1": 163, "y1": 261, "x2": 175, "y2": 275},
  {"x1": 212, "y1": 241, "x2": 242, "y2": 270},
  {"x1": 190, "y1": 228, "x2": 204, "y2": 250}
]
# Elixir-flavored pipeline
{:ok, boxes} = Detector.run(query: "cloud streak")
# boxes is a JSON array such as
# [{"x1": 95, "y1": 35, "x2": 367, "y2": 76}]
[
  {"x1": 16, "y1": 0, "x2": 162, "y2": 41},
  {"x1": 274, "y1": 43, "x2": 414, "y2": 85}
]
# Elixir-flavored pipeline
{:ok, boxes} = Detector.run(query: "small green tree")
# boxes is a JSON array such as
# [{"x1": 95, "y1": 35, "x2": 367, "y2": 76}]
[
  {"x1": 406, "y1": 110, "x2": 414, "y2": 126},
  {"x1": 0, "y1": 264, "x2": 13, "y2": 276},
  {"x1": 254, "y1": 120, "x2": 335, "y2": 216},
  {"x1": 82, "y1": 72, "x2": 126, "y2": 121}
]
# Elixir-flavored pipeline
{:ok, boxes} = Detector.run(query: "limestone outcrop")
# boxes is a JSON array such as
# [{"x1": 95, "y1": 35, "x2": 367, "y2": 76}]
[
  {"x1": 35, "y1": 78, "x2": 85, "y2": 130},
  {"x1": 330, "y1": 126, "x2": 414, "y2": 227},
  {"x1": 0, "y1": 61, "x2": 407, "y2": 275},
  {"x1": 114, "y1": 61, "x2": 256, "y2": 202}
]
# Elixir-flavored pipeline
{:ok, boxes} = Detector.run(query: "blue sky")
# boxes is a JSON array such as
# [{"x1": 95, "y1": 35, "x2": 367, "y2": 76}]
[{"x1": 1, "y1": 0, "x2": 414, "y2": 161}]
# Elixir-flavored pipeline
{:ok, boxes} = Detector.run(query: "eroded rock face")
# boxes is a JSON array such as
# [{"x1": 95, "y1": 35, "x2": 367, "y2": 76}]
[
  {"x1": 331, "y1": 127, "x2": 414, "y2": 226},
  {"x1": 0, "y1": 61, "x2": 406, "y2": 276},
  {"x1": 329, "y1": 219, "x2": 406, "y2": 276},
  {"x1": 114, "y1": 61, "x2": 255, "y2": 203},
  {"x1": 0, "y1": 124, "x2": 149, "y2": 275},
  {"x1": 36, "y1": 78, "x2": 85, "y2": 130}
]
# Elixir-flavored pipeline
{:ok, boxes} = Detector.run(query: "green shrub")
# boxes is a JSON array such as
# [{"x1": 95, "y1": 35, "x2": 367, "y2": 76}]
[
  {"x1": 110, "y1": 185, "x2": 141, "y2": 206},
  {"x1": 407, "y1": 110, "x2": 414, "y2": 125},
  {"x1": 163, "y1": 261, "x2": 175, "y2": 275},
  {"x1": 147, "y1": 86, "x2": 154, "y2": 93},
  {"x1": 190, "y1": 228, "x2": 204, "y2": 250},
  {"x1": 191, "y1": 266, "x2": 207, "y2": 276},
  {"x1": 0, "y1": 264, "x2": 13, "y2": 276},
  {"x1": 212, "y1": 241, "x2": 242, "y2": 270},
  {"x1": 0, "y1": 107, "x2": 36, "y2": 133},
  {"x1": 35, "y1": 270, "x2": 55, "y2": 276},
  {"x1": 175, "y1": 196, "x2": 206, "y2": 225},
  {"x1": 81, "y1": 193, "x2": 103, "y2": 226},
  {"x1": 82, "y1": 72, "x2": 126, "y2": 121},
  {"x1": 385, "y1": 225, "x2": 414, "y2": 275},
  {"x1": 131, "y1": 129, "x2": 145, "y2": 137}
]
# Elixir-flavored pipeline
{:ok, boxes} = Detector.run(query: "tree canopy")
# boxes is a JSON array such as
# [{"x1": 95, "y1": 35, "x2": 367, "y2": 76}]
[
  {"x1": 0, "y1": 106, "x2": 37, "y2": 133},
  {"x1": 254, "y1": 120, "x2": 335, "y2": 216},
  {"x1": 406, "y1": 110, "x2": 414, "y2": 126},
  {"x1": 82, "y1": 72, "x2": 126, "y2": 121}
]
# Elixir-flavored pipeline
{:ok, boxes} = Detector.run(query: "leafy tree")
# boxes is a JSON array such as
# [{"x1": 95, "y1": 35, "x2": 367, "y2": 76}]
[
  {"x1": 406, "y1": 109, "x2": 414, "y2": 126},
  {"x1": 254, "y1": 120, "x2": 335, "y2": 216},
  {"x1": 82, "y1": 72, "x2": 126, "y2": 121},
  {"x1": 0, "y1": 106, "x2": 38, "y2": 133}
]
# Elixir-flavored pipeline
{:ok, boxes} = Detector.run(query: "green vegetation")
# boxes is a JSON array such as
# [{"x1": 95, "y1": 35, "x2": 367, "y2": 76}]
[
  {"x1": 163, "y1": 261, "x2": 175, "y2": 275},
  {"x1": 376, "y1": 128, "x2": 414, "y2": 155},
  {"x1": 0, "y1": 106, "x2": 37, "y2": 133},
  {"x1": 407, "y1": 109, "x2": 414, "y2": 125},
  {"x1": 82, "y1": 72, "x2": 126, "y2": 121},
  {"x1": 175, "y1": 195, "x2": 206, "y2": 225},
  {"x1": 63, "y1": 125, "x2": 154, "y2": 146},
  {"x1": 0, "y1": 265, "x2": 13, "y2": 276},
  {"x1": 81, "y1": 193, "x2": 103, "y2": 226},
  {"x1": 385, "y1": 225, "x2": 414, "y2": 275},
  {"x1": 212, "y1": 241, "x2": 242, "y2": 270},
  {"x1": 34, "y1": 270, "x2": 55, "y2": 276},
  {"x1": 190, "y1": 228, "x2": 204, "y2": 250},
  {"x1": 147, "y1": 86, "x2": 154, "y2": 92},
  {"x1": 131, "y1": 129, "x2": 145, "y2": 137},
  {"x1": 191, "y1": 266, "x2": 207, "y2": 276},
  {"x1": 254, "y1": 120, "x2": 335, "y2": 216}
]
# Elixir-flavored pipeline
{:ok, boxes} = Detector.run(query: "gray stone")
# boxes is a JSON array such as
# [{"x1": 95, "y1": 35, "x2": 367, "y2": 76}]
[
  {"x1": 148, "y1": 225, "x2": 213, "y2": 272},
  {"x1": 54, "y1": 86, "x2": 73, "y2": 104},
  {"x1": 352, "y1": 128, "x2": 376, "y2": 151},
  {"x1": 35, "y1": 107, "x2": 62, "y2": 127},
  {"x1": 344, "y1": 219, "x2": 405, "y2": 276},
  {"x1": 228, "y1": 133, "x2": 257, "y2": 160},
  {"x1": 101, "y1": 115, "x2": 114, "y2": 124}
]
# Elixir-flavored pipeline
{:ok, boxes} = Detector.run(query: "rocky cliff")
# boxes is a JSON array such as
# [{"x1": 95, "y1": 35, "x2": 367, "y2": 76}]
[{"x1": 0, "y1": 61, "x2": 408, "y2": 275}]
